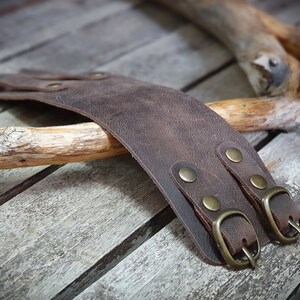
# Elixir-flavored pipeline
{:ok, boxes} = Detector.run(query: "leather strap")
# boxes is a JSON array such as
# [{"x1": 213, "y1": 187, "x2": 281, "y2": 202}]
[
  {"x1": 0, "y1": 71, "x2": 299, "y2": 267},
  {"x1": 170, "y1": 162, "x2": 258, "y2": 255},
  {"x1": 217, "y1": 141, "x2": 300, "y2": 238}
]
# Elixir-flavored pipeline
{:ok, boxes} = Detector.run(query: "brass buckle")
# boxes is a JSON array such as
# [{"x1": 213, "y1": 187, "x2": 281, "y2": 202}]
[
  {"x1": 262, "y1": 186, "x2": 300, "y2": 244},
  {"x1": 212, "y1": 209, "x2": 261, "y2": 269}
]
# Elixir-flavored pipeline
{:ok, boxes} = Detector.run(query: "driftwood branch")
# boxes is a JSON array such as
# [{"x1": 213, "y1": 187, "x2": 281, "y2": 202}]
[
  {"x1": 1, "y1": 97, "x2": 299, "y2": 169},
  {"x1": 1, "y1": 0, "x2": 300, "y2": 169},
  {"x1": 153, "y1": 0, "x2": 300, "y2": 97}
]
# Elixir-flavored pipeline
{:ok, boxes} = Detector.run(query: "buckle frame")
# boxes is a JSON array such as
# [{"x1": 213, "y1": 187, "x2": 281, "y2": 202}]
[
  {"x1": 212, "y1": 209, "x2": 261, "y2": 269},
  {"x1": 262, "y1": 186, "x2": 300, "y2": 244}
]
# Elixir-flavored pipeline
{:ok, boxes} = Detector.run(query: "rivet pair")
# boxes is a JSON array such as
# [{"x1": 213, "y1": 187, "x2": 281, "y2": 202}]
[
  {"x1": 225, "y1": 148, "x2": 268, "y2": 190},
  {"x1": 178, "y1": 167, "x2": 220, "y2": 212}
]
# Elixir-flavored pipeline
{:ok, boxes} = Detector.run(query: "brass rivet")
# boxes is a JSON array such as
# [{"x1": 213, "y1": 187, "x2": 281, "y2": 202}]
[
  {"x1": 250, "y1": 175, "x2": 268, "y2": 190},
  {"x1": 47, "y1": 83, "x2": 62, "y2": 88},
  {"x1": 178, "y1": 167, "x2": 197, "y2": 183},
  {"x1": 225, "y1": 147, "x2": 243, "y2": 163},
  {"x1": 203, "y1": 196, "x2": 221, "y2": 212}
]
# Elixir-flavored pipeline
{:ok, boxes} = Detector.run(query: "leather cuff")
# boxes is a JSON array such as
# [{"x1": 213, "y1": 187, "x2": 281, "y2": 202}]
[{"x1": 0, "y1": 70, "x2": 299, "y2": 269}]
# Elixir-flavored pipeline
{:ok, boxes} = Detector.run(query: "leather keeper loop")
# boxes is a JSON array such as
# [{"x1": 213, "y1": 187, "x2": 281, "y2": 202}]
[{"x1": 217, "y1": 141, "x2": 300, "y2": 241}]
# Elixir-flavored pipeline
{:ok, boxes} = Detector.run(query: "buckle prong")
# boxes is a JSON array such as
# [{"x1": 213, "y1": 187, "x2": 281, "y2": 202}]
[
  {"x1": 262, "y1": 186, "x2": 299, "y2": 244},
  {"x1": 212, "y1": 209, "x2": 261, "y2": 269},
  {"x1": 288, "y1": 219, "x2": 300, "y2": 234},
  {"x1": 242, "y1": 246, "x2": 256, "y2": 269}
]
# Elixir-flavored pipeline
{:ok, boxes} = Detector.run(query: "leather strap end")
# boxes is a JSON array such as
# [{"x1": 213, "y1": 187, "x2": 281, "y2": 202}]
[
  {"x1": 217, "y1": 141, "x2": 300, "y2": 242},
  {"x1": 170, "y1": 162, "x2": 260, "y2": 258}
]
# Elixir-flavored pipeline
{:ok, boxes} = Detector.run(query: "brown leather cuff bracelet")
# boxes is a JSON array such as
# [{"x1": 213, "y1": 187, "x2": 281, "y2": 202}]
[{"x1": 0, "y1": 70, "x2": 299, "y2": 269}]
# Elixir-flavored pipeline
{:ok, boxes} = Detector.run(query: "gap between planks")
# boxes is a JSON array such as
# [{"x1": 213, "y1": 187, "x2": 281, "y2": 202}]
[
  {"x1": 54, "y1": 3, "x2": 300, "y2": 298},
  {"x1": 51, "y1": 130, "x2": 274, "y2": 300},
  {"x1": 0, "y1": 0, "x2": 298, "y2": 298},
  {"x1": 0, "y1": 65, "x2": 275, "y2": 299},
  {"x1": 0, "y1": 1, "x2": 186, "y2": 195},
  {"x1": 73, "y1": 131, "x2": 300, "y2": 300},
  {"x1": 0, "y1": 0, "x2": 144, "y2": 63},
  {"x1": 0, "y1": 0, "x2": 46, "y2": 16}
]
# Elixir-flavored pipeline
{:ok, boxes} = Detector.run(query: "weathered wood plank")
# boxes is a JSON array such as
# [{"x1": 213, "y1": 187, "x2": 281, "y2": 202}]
[
  {"x1": 0, "y1": 155, "x2": 167, "y2": 299},
  {"x1": 99, "y1": 24, "x2": 230, "y2": 89},
  {"x1": 0, "y1": 0, "x2": 143, "y2": 111},
  {"x1": 0, "y1": 46, "x2": 276, "y2": 300},
  {"x1": 96, "y1": 0, "x2": 300, "y2": 89},
  {"x1": 187, "y1": 63, "x2": 268, "y2": 144},
  {"x1": 0, "y1": 3, "x2": 183, "y2": 101},
  {"x1": 0, "y1": 0, "x2": 144, "y2": 62},
  {"x1": 0, "y1": 103, "x2": 86, "y2": 195},
  {"x1": 75, "y1": 132, "x2": 300, "y2": 300},
  {"x1": 0, "y1": 2, "x2": 184, "y2": 195},
  {"x1": 188, "y1": 63, "x2": 255, "y2": 101},
  {"x1": 0, "y1": 1, "x2": 298, "y2": 299},
  {"x1": 0, "y1": 3, "x2": 184, "y2": 73},
  {"x1": 0, "y1": 0, "x2": 44, "y2": 14}
]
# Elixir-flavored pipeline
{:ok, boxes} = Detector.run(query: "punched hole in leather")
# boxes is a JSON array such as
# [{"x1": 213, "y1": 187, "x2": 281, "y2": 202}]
[
  {"x1": 217, "y1": 141, "x2": 300, "y2": 244},
  {"x1": 0, "y1": 70, "x2": 282, "y2": 268}
]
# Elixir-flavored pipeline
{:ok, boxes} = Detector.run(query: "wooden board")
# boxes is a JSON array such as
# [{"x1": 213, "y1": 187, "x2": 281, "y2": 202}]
[
  {"x1": 0, "y1": 103, "x2": 87, "y2": 196},
  {"x1": 0, "y1": 1, "x2": 184, "y2": 196},
  {"x1": 0, "y1": 0, "x2": 299, "y2": 299},
  {"x1": 0, "y1": 0, "x2": 143, "y2": 62},
  {"x1": 74, "y1": 132, "x2": 300, "y2": 300}
]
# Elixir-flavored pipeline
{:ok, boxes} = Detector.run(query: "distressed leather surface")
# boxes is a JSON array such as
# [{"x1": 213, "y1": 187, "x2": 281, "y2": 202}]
[{"x1": 0, "y1": 71, "x2": 298, "y2": 266}]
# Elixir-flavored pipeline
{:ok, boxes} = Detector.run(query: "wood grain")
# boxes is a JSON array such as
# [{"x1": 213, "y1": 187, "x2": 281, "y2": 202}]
[
  {"x1": 187, "y1": 63, "x2": 268, "y2": 144},
  {"x1": 0, "y1": 0, "x2": 143, "y2": 62},
  {"x1": 75, "y1": 132, "x2": 300, "y2": 300},
  {"x1": 154, "y1": 0, "x2": 300, "y2": 97},
  {"x1": 0, "y1": 46, "x2": 269, "y2": 299},
  {"x1": 2, "y1": 0, "x2": 300, "y2": 168},
  {"x1": 0, "y1": 1, "x2": 299, "y2": 299},
  {"x1": 0, "y1": 103, "x2": 86, "y2": 194},
  {"x1": 0, "y1": 0, "x2": 45, "y2": 15},
  {"x1": 0, "y1": 1, "x2": 184, "y2": 193},
  {"x1": 0, "y1": 3, "x2": 184, "y2": 73},
  {"x1": 0, "y1": 155, "x2": 168, "y2": 299}
]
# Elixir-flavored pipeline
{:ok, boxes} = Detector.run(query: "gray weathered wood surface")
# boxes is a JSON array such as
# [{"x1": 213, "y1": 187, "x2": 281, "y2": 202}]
[
  {"x1": 0, "y1": 0, "x2": 299, "y2": 299},
  {"x1": 76, "y1": 132, "x2": 300, "y2": 300}
]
